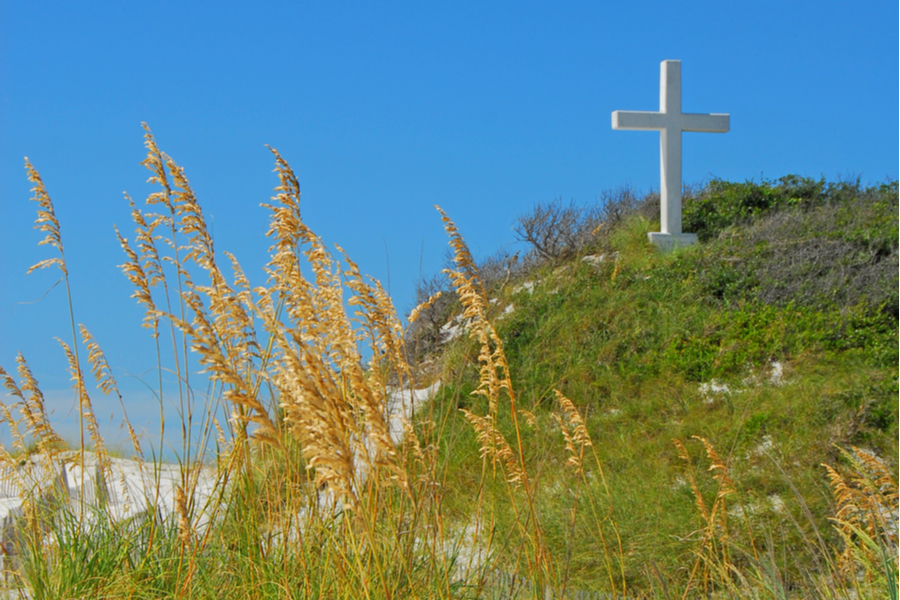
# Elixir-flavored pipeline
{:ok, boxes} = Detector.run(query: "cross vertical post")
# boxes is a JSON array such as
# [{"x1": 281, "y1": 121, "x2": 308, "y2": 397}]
[
  {"x1": 612, "y1": 60, "x2": 729, "y2": 250},
  {"x1": 660, "y1": 60, "x2": 682, "y2": 235}
]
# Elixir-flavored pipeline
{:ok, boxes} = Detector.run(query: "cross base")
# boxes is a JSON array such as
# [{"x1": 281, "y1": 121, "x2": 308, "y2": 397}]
[{"x1": 648, "y1": 232, "x2": 698, "y2": 252}]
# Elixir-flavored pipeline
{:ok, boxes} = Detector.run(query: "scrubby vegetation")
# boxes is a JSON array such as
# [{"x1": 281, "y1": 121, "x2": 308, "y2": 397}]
[
  {"x1": 404, "y1": 175, "x2": 899, "y2": 598},
  {"x1": 1, "y1": 130, "x2": 896, "y2": 599}
]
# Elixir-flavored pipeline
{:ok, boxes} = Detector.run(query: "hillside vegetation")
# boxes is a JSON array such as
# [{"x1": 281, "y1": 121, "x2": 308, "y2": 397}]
[
  {"x1": 407, "y1": 174, "x2": 899, "y2": 596},
  {"x1": 1, "y1": 130, "x2": 896, "y2": 600}
]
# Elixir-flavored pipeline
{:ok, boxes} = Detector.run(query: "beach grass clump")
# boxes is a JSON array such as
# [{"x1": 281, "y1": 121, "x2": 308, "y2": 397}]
[{"x1": 3, "y1": 128, "x2": 591, "y2": 599}]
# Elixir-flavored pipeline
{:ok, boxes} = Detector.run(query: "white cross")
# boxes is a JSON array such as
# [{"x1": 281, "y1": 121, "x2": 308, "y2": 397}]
[{"x1": 612, "y1": 60, "x2": 729, "y2": 248}]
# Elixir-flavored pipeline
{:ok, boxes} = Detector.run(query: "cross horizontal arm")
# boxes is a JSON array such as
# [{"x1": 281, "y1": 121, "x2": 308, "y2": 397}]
[
  {"x1": 612, "y1": 110, "x2": 666, "y2": 131},
  {"x1": 682, "y1": 113, "x2": 729, "y2": 133}
]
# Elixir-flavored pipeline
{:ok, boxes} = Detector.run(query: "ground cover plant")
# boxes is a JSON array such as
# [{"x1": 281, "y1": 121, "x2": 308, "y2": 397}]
[{"x1": 1, "y1": 129, "x2": 897, "y2": 598}]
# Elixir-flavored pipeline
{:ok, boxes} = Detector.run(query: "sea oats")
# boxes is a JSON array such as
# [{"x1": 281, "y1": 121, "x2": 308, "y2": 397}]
[
  {"x1": 141, "y1": 123, "x2": 175, "y2": 213},
  {"x1": 518, "y1": 409, "x2": 537, "y2": 428},
  {"x1": 14, "y1": 354, "x2": 64, "y2": 453},
  {"x1": 694, "y1": 436, "x2": 737, "y2": 499},
  {"x1": 461, "y1": 409, "x2": 523, "y2": 487},
  {"x1": 552, "y1": 391, "x2": 592, "y2": 476},
  {"x1": 24, "y1": 159, "x2": 66, "y2": 276},
  {"x1": 174, "y1": 483, "x2": 191, "y2": 546},
  {"x1": 175, "y1": 290, "x2": 280, "y2": 448},
  {"x1": 824, "y1": 446, "x2": 899, "y2": 576},
  {"x1": 125, "y1": 194, "x2": 166, "y2": 286},
  {"x1": 0, "y1": 365, "x2": 30, "y2": 456},
  {"x1": 408, "y1": 291, "x2": 442, "y2": 324},
  {"x1": 57, "y1": 338, "x2": 111, "y2": 476},
  {"x1": 79, "y1": 325, "x2": 143, "y2": 458},
  {"x1": 673, "y1": 438, "x2": 710, "y2": 522},
  {"x1": 115, "y1": 225, "x2": 161, "y2": 336}
]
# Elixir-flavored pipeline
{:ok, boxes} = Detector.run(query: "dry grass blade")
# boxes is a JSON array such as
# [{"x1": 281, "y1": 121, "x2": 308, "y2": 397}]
[
  {"x1": 693, "y1": 436, "x2": 737, "y2": 499},
  {"x1": 14, "y1": 354, "x2": 64, "y2": 454},
  {"x1": 696, "y1": 436, "x2": 761, "y2": 564},
  {"x1": 847, "y1": 447, "x2": 899, "y2": 537},
  {"x1": 141, "y1": 123, "x2": 175, "y2": 212},
  {"x1": 115, "y1": 225, "x2": 162, "y2": 334},
  {"x1": 823, "y1": 446, "x2": 899, "y2": 576},
  {"x1": 436, "y1": 206, "x2": 510, "y2": 413},
  {"x1": 435, "y1": 206, "x2": 514, "y2": 417},
  {"x1": 408, "y1": 292, "x2": 442, "y2": 324},
  {"x1": 436, "y1": 204, "x2": 553, "y2": 580},
  {"x1": 80, "y1": 324, "x2": 119, "y2": 397},
  {"x1": 175, "y1": 291, "x2": 281, "y2": 448},
  {"x1": 673, "y1": 438, "x2": 709, "y2": 522},
  {"x1": 0, "y1": 402, "x2": 28, "y2": 482},
  {"x1": 24, "y1": 158, "x2": 66, "y2": 275},
  {"x1": 0, "y1": 365, "x2": 31, "y2": 456},
  {"x1": 125, "y1": 193, "x2": 167, "y2": 287},
  {"x1": 162, "y1": 150, "x2": 260, "y2": 378},
  {"x1": 138, "y1": 132, "x2": 284, "y2": 456},
  {"x1": 339, "y1": 249, "x2": 412, "y2": 487},
  {"x1": 262, "y1": 145, "x2": 305, "y2": 303},
  {"x1": 518, "y1": 410, "x2": 537, "y2": 428},
  {"x1": 823, "y1": 463, "x2": 858, "y2": 575},
  {"x1": 460, "y1": 410, "x2": 523, "y2": 487},
  {"x1": 552, "y1": 392, "x2": 625, "y2": 596},
  {"x1": 674, "y1": 437, "x2": 717, "y2": 598},
  {"x1": 79, "y1": 324, "x2": 143, "y2": 458},
  {"x1": 692, "y1": 436, "x2": 734, "y2": 556},
  {"x1": 695, "y1": 437, "x2": 733, "y2": 549},
  {"x1": 273, "y1": 346, "x2": 356, "y2": 505},
  {"x1": 57, "y1": 338, "x2": 111, "y2": 475},
  {"x1": 174, "y1": 483, "x2": 192, "y2": 546},
  {"x1": 340, "y1": 246, "x2": 407, "y2": 371},
  {"x1": 167, "y1": 156, "x2": 217, "y2": 272},
  {"x1": 676, "y1": 437, "x2": 764, "y2": 597},
  {"x1": 263, "y1": 145, "x2": 302, "y2": 254},
  {"x1": 0, "y1": 364, "x2": 25, "y2": 405},
  {"x1": 552, "y1": 391, "x2": 592, "y2": 476}
]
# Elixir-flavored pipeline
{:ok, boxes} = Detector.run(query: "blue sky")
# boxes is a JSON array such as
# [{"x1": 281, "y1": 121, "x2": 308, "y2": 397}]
[{"x1": 1, "y1": 1, "x2": 897, "y2": 453}]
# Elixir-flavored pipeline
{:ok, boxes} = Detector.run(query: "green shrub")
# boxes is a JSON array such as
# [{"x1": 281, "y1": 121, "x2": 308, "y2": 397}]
[{"x1": 683, "y1": 175, "x2": 827, "y2": 241}]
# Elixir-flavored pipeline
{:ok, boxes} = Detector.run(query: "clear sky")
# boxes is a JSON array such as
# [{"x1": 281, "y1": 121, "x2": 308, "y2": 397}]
[{"x1": 1, "y1": 1, "x2": 897, "y2": 453}]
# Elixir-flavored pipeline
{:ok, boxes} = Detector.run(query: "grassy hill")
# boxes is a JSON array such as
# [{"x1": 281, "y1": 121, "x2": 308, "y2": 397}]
[
  {"x1": 1, "y1": 136, "x2": 896, "y2": 599},
  {"x1": 407, "y1": 175, "x2": 898, "y2": 596}
]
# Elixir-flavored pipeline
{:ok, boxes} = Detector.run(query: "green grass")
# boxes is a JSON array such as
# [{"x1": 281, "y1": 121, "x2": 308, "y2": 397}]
[{"x1": 427, "y1": 180, "x2": 897, "y2": 595}]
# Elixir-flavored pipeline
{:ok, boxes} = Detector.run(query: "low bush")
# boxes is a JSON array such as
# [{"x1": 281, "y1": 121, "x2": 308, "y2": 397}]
[{"x1": 513, "y1": 187, "x2": 655, "y2": 265}]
